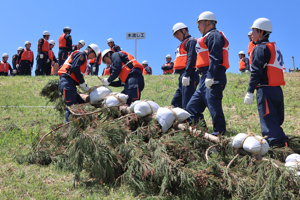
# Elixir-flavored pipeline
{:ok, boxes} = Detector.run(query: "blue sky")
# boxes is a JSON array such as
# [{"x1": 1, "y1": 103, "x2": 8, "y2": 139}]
[{"x1": 1, "y1": 0, "x2": 299, "y2": 75}]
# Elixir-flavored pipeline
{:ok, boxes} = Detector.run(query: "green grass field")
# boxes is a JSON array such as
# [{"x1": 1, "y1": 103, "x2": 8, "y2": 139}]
[{"x1": 0, "y1": 73, "x2": 299, "y2": 199}]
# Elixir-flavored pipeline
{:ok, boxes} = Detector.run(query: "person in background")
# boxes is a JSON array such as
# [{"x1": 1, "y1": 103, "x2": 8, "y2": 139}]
[
  {"x1": 101, "y1": 49, "x2": 144, "y2": 105},
  {"x1": 186, "y1": 11, "x2": 229, "y2": 136},
  {"x1": 35, "y1": 31, "x2": 50, "y2": 76},
  {"x1": 248, "y1": 30, "x2": 256, "y2": 70},
  {"x1": 0, "y1": 53, "x2": 12, "y2": 76},
  {"x1": 238, "y1": 51, "x2": 250, "y2": 73},
  {"x1": 12, "y1": 47, "x2": 23, "y2": 76},
  {"x1": 102, "y1": 65, "x2": 111, "y2": 76},
  {"x1": 107, "y1": 38, "x2": 121, "y2": 52},
  {"x1": 58, "y1": 26, "x2": 72, "y2": 68},
  {"x1": 161, "y1": 54, "x2": 174, "y2": 75},
  {"x1": 171, "y1": 22, "x2": 199, "y2": 109},
  {"x1": 47, "y1": 40, "x2": 58, "y2": 75},
  {"x1": 90, "y1": 53, "x2": 102, "y2": 76},
  {"x1": 142, "y1": 60, "x2": 152, "y2": 75},
  {"x1": 17, "y1": 41, "x2": 34, "y2": 76},
  {"x1": 58, "y1": 44, "x2": 100, "y2": 123},
  {"x1": 71, "y1": 40, "x2": 85, "y2": 53},
  {"x1": 244, "y1": 18, "x2": 288, "y2": 147}
]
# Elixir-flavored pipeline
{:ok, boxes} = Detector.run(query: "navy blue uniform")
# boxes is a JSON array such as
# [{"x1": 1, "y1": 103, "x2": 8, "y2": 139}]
[
  {"x1": 111, "y1": 45, "x2": 121, "y2": 52},
  {"x1": 243, "y1": 57, "x2": 250, "y2": 71},
  {"x1": 58, "y1": 34, "x2": 72, "y2": 68},
  {"x1": 171, "y1": 35, "x2": 199, "y2": 109},
  {"x1": 35, "y1": 38, "x2": 49, "y2": 76},
  {"x1": 0, "y1": 62, "x2": 12, "y2": 76},
  {"x1": 71, "y1": 45, "x2": 79, "y2": 53},
  {"x1": 59, "y1": 51, "x2": 87, "y2": 123},
  {"x1": 247, "y1": 39, "x2": 288, "y2": 146},
  {"x1": 17, "y1": 49, "x2": 34, "y2": 76},
  {"x1": 90, "y1": 53, "x2": 101, "y2": 76},
  {"x1": 143, "y1": 66, "x2": 152, "y2": 75},
  {"x1": 107, "y1": 52, "x2": 144, "y2": 105},
  {"x1": 161, "y1": 62, "x2": 174, "y2": 72},
  {"x1": 186, "y1": 28, "x2": 227, "y2": 135},
  {"x1": 45, "y1": 51, "x2": 58, "y2": 75}
]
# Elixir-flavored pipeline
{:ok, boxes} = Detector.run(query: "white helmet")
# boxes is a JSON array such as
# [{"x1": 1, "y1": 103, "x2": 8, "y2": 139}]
[
  {"x1": 250, "y1": 18, "x2": 272, "y2": 32},
  {"x1": 2, "y1": 53, "x2": 8, "y2": 58},
  {"x1": 43, "y1": 31, "x2": 50, "y2": 36},
  {"x1": 25, "y1": 41, "x2": 31, "y2": 45},
  {"x1": 239, "y1": 51, "x2": 245, "y2": 55},
  {"x1": 107, "y1": 38, "x2": 114, "y2": 43},
  {"x1": 142, "y1": 60, "x2": 148, "y2": 65},
  {"x1": 17, "y1": 47, "x2": 24, "y2": 51},
  {"x1": 88, "y1": 43, "x2": 101, "y2": 57},
  {"x1": 49, "y1": 40, "x2": 55, "y2": 45},
  {"x1": 248, "y1": 31, "x2": 253, "y2": 36},
  {"x1": 197, "y1": 11, "x2": 217, "y2": 23},
  {"x1": 79, "y1": 40, "x2": 85, "y2": 46},
  {"x1": 166, "y1": 54, "x2": 172, "y2": 59},
  {"x1": 172, "y1": 22, "x2": 188, "y2": 35},
  {"x1": 63, "y1": 26, "x2": 71, "y2": 32},
  {"x1": 102, "y1": 49, "x2": 114, "y2": 63}
]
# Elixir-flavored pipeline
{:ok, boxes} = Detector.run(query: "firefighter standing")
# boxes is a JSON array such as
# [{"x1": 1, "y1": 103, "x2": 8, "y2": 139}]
[
  {"x1": 107, "y1": 38, "x2": 121, "y2": 52},
  {"x1": 12, "y1": 47, "x2": 23, "y2": 75},
  {"x1": 58, "y1": 26, "x2": 72, "y2": 68},
  {"x1": 0, "y1": 53, "x2": 12, "y2": 76},
  {"x1": 238, "y1": 51, "x2": 250, "y2": 73},
  {"x1": 161, "y1": 54, "x2": 174, "y2": 75},
  {"x1": 142, "y1": 60, "x2": 152, "y2": 75},
  {"x1": 71, "y1": 40, "x2": 85, "y2": 53},
  {"x1": 35, "y1": 31, "x2": 50, "y2": 76},
  {"x1": 17, "y1": 41, "x2": 34, "y2": 76},
  {"x1": 47, "y1": 40, "x2": 58, "y2": 75}
]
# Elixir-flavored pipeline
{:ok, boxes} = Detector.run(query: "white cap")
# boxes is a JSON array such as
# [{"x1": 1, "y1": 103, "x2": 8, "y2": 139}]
[
  {"x1": 43, "y1": 31, "x2": 50, "y2": 36},
  {"x1": 142, "y1": 60, "x2": 148, "y2": 65},
  {"x1": 102, "y1": 49, "x2": 113, "y2": 63},
  {"x1": 88, "y1": 43, "x2": 101, "y2": 57},
  {"x1": 250, "y1": 18, "x2": 272, "y2": 32},
  {"x1": 79, "y1": 40, "x2": 85, "y2": 46},
  {"x1": 248, "y1": 31, "x2": 253, "y2": 36},
  {"x1": 25, "y1": 41, "x2": 31, "y2": 45},
  {"x1": 17, "y1": 47, "x2": 24, "y2": 51},
  {"x1": 2, "y1": 53, "x2": 8, "y2": 58},
  {"x1": 63, "y1": 26, "x2": 71, "y2": 32},
  {"x1": 239, "y1": 51, "x2": 245, "y2": 55},
  {"x1": 107, "y1": 38, "x2": 114, "y2": 43},
  {"x1": 166, "y1": 54, "x2": 172, "y2": 59},
  {"x1": 172, "y1": 22, "x2": 188, "y2": 35},
  {"x1": 197, "y1": 11, "x2": 217, "y2": 23},
  {"x1": 49, "y1": 40, "x2": 55, "y2": 45}
]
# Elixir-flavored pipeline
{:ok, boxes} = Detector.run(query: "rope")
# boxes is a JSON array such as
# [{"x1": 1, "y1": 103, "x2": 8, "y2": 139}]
[
  {"x1": 205, "y1": 144, "x2": 218, "y2": 161},
  {"x1": 103, "y1": 93, "x2": 124, "y2": 104},
  {"x1": 227, "y1": 154, "x2": 239, "y2": 169}
]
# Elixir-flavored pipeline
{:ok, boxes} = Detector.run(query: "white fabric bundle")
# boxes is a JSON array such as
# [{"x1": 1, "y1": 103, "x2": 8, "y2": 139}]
[
  {"x1": 232, "y1": 133, "x2": 270, "y2": 155},
  {"x1": 104, "y1": 93, "x2": 128, "y2": 106},
  {"x1": 155, "y1": 107, "x2": 191, "y2": 133},
  {"x1": 285, "y1": 154, "x2": 300, "y2": 176},
  {"x1": 89, "y1": 86, "x2": 112, "y2": 104},
  {"x1": 130, "y1": 100, "x2": 160, "y2": 117},
  {"x1": 156, "y1": 107, "x2": 175, "y2": 133}
]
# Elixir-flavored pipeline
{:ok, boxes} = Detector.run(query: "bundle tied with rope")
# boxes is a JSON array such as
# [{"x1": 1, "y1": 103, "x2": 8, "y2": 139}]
[
  {"x1": 102, "y1": 92, "x2": 129, "y2": 107},
  {"x1": 129, "y1": 100, "x2": 160, "y2": 117}
]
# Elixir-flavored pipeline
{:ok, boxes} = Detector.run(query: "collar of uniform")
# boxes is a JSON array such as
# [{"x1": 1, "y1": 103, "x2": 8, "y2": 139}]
[
  {"x1": 257, "y1": 38, "x2": 269, "y2": 45},
  {"x1": 202, "y1": 28, "x2": 216, "y2": 37},
  {"x1": 182, "y1": 35, "x2": 191, "y2": 42}
]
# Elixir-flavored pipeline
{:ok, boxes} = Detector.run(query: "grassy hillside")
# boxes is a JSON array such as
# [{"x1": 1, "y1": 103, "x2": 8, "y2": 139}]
[{"x1": 0, "y1": 73, "x2": 299, "y2": 199}]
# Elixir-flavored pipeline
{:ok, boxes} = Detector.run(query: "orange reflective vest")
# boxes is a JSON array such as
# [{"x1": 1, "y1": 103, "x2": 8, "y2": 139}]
[
  {"x1": 59, "y1": 34, "x2": 67, "y2": 48},
  {"x1": 58, "y1": 50, "x2": 87, "y2": 84},
  {"x1": 163, "y1": 62, "x2": 174, "y2": 74},
  {"x1": 110, "y1": 45, "x2": 119, "y2": 52},
  {"x1": 0, "y1": 61, "x2": 9, "y2": 73},
  {"x1": 21, "y1": 49, "x2": 33, "y2": 62},
  {"x1": 239, "y1": 58, "x2": 246, "y2": 71},
  {"x1": 265, "y1": 42, "x2": 285, "y2": 86},
  {"x1": 89, "y1": 58, "x2": 95, "y2": 64},
  {"x1": 143, "y1": 66, "x2": 152, "y2": 75},
  {"x1": 248, "y1": 41, "x2": 256, "y2": 65},
  {"x1": 37, "y1": 39, "x2": 49, "y2": 52},
  {"x1": 48, "y1": 50, "x2": 54, "y2": 60},
  {"x1": 118, "y1": 51, "x2": 143, "y2": 83},
  {"x1": 103, "y1": 67, "x2": 111, "y2": 76},
  {"x1": 173, "y1": 38, "x2": 190, "y2": 70},
  {"x1": 195, "y1": 31, "x2": 229, "y2": 69}
]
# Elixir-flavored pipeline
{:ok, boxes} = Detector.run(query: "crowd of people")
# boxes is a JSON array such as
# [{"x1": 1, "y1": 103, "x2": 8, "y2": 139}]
[{"x1": 1, "y1": 11, "x2": 288, "y2": 148}]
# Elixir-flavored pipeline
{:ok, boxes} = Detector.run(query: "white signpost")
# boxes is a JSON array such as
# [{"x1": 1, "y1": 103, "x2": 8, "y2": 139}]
[{"x1": 126, "y1": 32, "x2": 146, "y2": 59}]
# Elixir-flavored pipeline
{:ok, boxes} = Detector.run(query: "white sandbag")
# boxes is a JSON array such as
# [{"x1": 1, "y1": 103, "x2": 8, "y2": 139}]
[
  {"x1": 256, "y1": 136, "x2": 270, "y2": 155},
  {"x1": 285, "y1": 161, "x2": 298, "y2": 169},
  {"x1": 243, "y1": 137, "x2": 262, "y2": 153},
  {"x1": 89, "y1": 86, "x2": 112, "y2": 104},
  {"x1": 104, "y1": 93, "x2": 129, "y2": 106},
  {"x1": 129, "y1": 100, "x2": 140, "y2": 112},
  {"x1": 156, "y1": 107, "x2": 175, "y2": 133},
  {"x1": 232, "y1": 133, "x2": 247, "y2": 149},
  {"x1": 286, "y1": 154, "x2": 300, "y2": 163},
  {"x1": 172, "y1": 108, "x2": 191, "y2": 122},
  {"x1": 133, "y1": 101, "x2": 160, "y2": 117}
]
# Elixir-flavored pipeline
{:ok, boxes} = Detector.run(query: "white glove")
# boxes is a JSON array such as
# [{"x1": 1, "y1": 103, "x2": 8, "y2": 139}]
[
  {"x1": 40, "y1": 54, "x2": 44, "y2": 59},
  {"x1": 244, "y1": 92, "x2": 254, "y2": 105},
  {"x1": 13, "y1": 69, "x2": 17, "y2": 74},
  {"x1": 93, "y1": 67, "x2": 96, "y2": 72},
  {"x1": 16, "y1": 64, "x2": 19, "y2": 69},
  {"x1": 205, "y1": 78, "x2": 214, "y2": 89},
  {"x1": 46, "y1": 59, "x2": 50, "y2": 63},
  {"x1": 102, "y1": 78, "x2": 110, "y2": 86},
  {"x1": 79, "y1": 82, "x2": 90, "y2": 93},
  {"x1": 182, "y1": 76, "x2": 190, "y2": 86}
]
